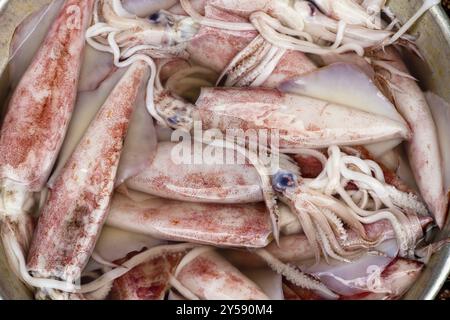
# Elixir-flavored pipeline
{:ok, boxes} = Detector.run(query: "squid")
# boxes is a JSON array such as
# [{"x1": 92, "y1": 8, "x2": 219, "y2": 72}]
[
  {"x1": 106, "y1": 191, "x2": 272, "y2": 248},
  {"x1": 0, "y1": 0, "x2": 95, "y2": 281},
  {"x1": 94, "y1": 245, "x2": 274, "y2": 300},
  {"x1": 1, "y1": 0, "x2": 447, "y2": 301},
  {"x1": 369, "y1": 46, "x2": 449, "y2": 228},
  {"x1": 109, "y1": 251, "x2": 182, "y2": 300},
  {"x1": 125, "y1": 137, "x2": 429, "y2": 262},
  {"x1": 25, "y1": 61, "x2": 149, "y2": 298},
  {"x1": 224, "y1": 215, "x2": 432, "y2": 268},
  {"x1": 194, "y1": 87, "x2": 410, "y2": 149},
  {"x1": 83, "y1": 224, "x2": 285, "y2": 300},
  {"x1": 284, "y1": 258, "x2": 424, "y2": 300},
  {"x1": 184, "y1": 3, "x2": 317, "y2": 87},
  {"x1": 173, "y1": 248, "x2": 270, "y2": 300},
  {"x1": 180, "y1": 0, "x2": 439, "y2": 55},
  {"x1": 126, "y1": 141, "x2": 263, "y2": 203}
]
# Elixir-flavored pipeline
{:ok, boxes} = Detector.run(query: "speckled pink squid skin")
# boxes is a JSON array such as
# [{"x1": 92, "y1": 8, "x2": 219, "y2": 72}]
[
  {"x1": 127, "y1": 142, "x2": 264, "y2": 203},
  {"x1": 106, "y1": 193, "x2": 272, "y2": 248},
  {"x1": 0, "y1": 0, "x2": 94, "y2": 192},
  {"x1": 187, "y1": 5, "x2": 258, "y2": 73},
  {"x1": 262, "y1": 50, "x2": 317, "y2": 88},
  {"x1": 26, "y1": 62, "x2": 149, "y2": 282},
  {"x1": 110, "y1": 253, "x2": 182, "y2": 300},
  {"x1": 373, "y1": 47, "x2": 448, "y2": 228},
  {"x1": 186, "y1": 3, "x2": 316, "y2": 85},
  {"x1": 176, "y1": 250, "x2": 269, "y2": 300},
  {"x1": 196, "y1": 87, "x2": 410, "y2": 149}
]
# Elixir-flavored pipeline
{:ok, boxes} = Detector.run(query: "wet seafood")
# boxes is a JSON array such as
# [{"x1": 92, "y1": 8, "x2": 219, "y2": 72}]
[
  {"x1": 0, "y1": 0, "x2": 95, "y2": 284},
  {"x1": 27, "y1": 61, "x2": 149, "y2": 298},
  {"x1": 370, "y1": 46, "x2": 448, "y2": 228},
  {"x1": 0, "y1": 0, "x2": 448, "y2": 301},
  {"x1": 106, "y1": 191, "x2": 272, "y2": 247}
]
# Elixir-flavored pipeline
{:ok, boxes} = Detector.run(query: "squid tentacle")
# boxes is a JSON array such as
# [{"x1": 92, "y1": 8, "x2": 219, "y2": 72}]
[{"x1": 254, "y1": 249, "x2": 338, "y2": 300}]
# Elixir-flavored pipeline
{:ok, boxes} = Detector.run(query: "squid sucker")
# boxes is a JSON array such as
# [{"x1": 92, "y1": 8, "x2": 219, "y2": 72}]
[{"x1": 0, "y1": 0, "x2": 448, "y2": 301}]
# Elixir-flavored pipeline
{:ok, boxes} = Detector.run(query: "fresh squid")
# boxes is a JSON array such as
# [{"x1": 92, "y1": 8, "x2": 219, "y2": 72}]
[
  {"x1": 126, "y1": 141, "x2": 263, "y2": 203},
  {"x1": 180, "y1": 0, "x2": 427, "y2": 54},
  {"x1": 106, "y1": 191, "x2": 272, "y2": 248},
  {"x1": 224, "y1": 215, "x2": 432, "y2": 268},
  {"x1": 279, "y1": 62, "x2": 406, "y2": 157},
  {"x1": 194, "y1": 87, "x2": 410, "y2": 149},
  {"x1": 173, "y1": 248, "x2": 270, "y2": 300},
  {"x1": 96, "y1": 242, "x2": 277, "y2": 300},
  {"x1": 126, "y1": 136, "x2": 430, "y2": 263},
  {"x1": 109, "y1": 251, "x2": 182, "y2": 300},
  {"x1": 0, "y1": 0, "x2": 447, "y2": 301},
  {"x1": 0, "y1": 0, "x2": 95, "y2": 281},
  {"x1": 26, "y1": 61, "x2": 149, "y2": 298},
  {"x1": 185, "y1": 3, "x2": 317, "y2": 87},
  {"x1": 284, "y1": 258, "x2": 424, "y2": 300},
  {"x1": 370, "y1": 46, "x2": 449, "y2": 228}
]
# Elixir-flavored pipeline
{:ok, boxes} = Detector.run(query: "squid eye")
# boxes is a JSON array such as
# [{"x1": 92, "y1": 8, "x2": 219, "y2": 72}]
[
  {"x1": 149, "y1": 13, "x2": 160, "y2": 22},
  {"x1": 272, "y1": 171, "x2": 298, "y2": 192}
]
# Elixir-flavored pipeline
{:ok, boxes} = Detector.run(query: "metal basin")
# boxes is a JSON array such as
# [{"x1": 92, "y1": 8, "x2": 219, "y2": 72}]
[{"x1": 0, "y1": 0, "x2": 449, "y2": 300}]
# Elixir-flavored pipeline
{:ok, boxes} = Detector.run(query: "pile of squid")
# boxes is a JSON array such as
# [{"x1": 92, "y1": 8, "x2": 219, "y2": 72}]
[{"x1": 0, "y1": 0, "x2": 449, "y2": 300}]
